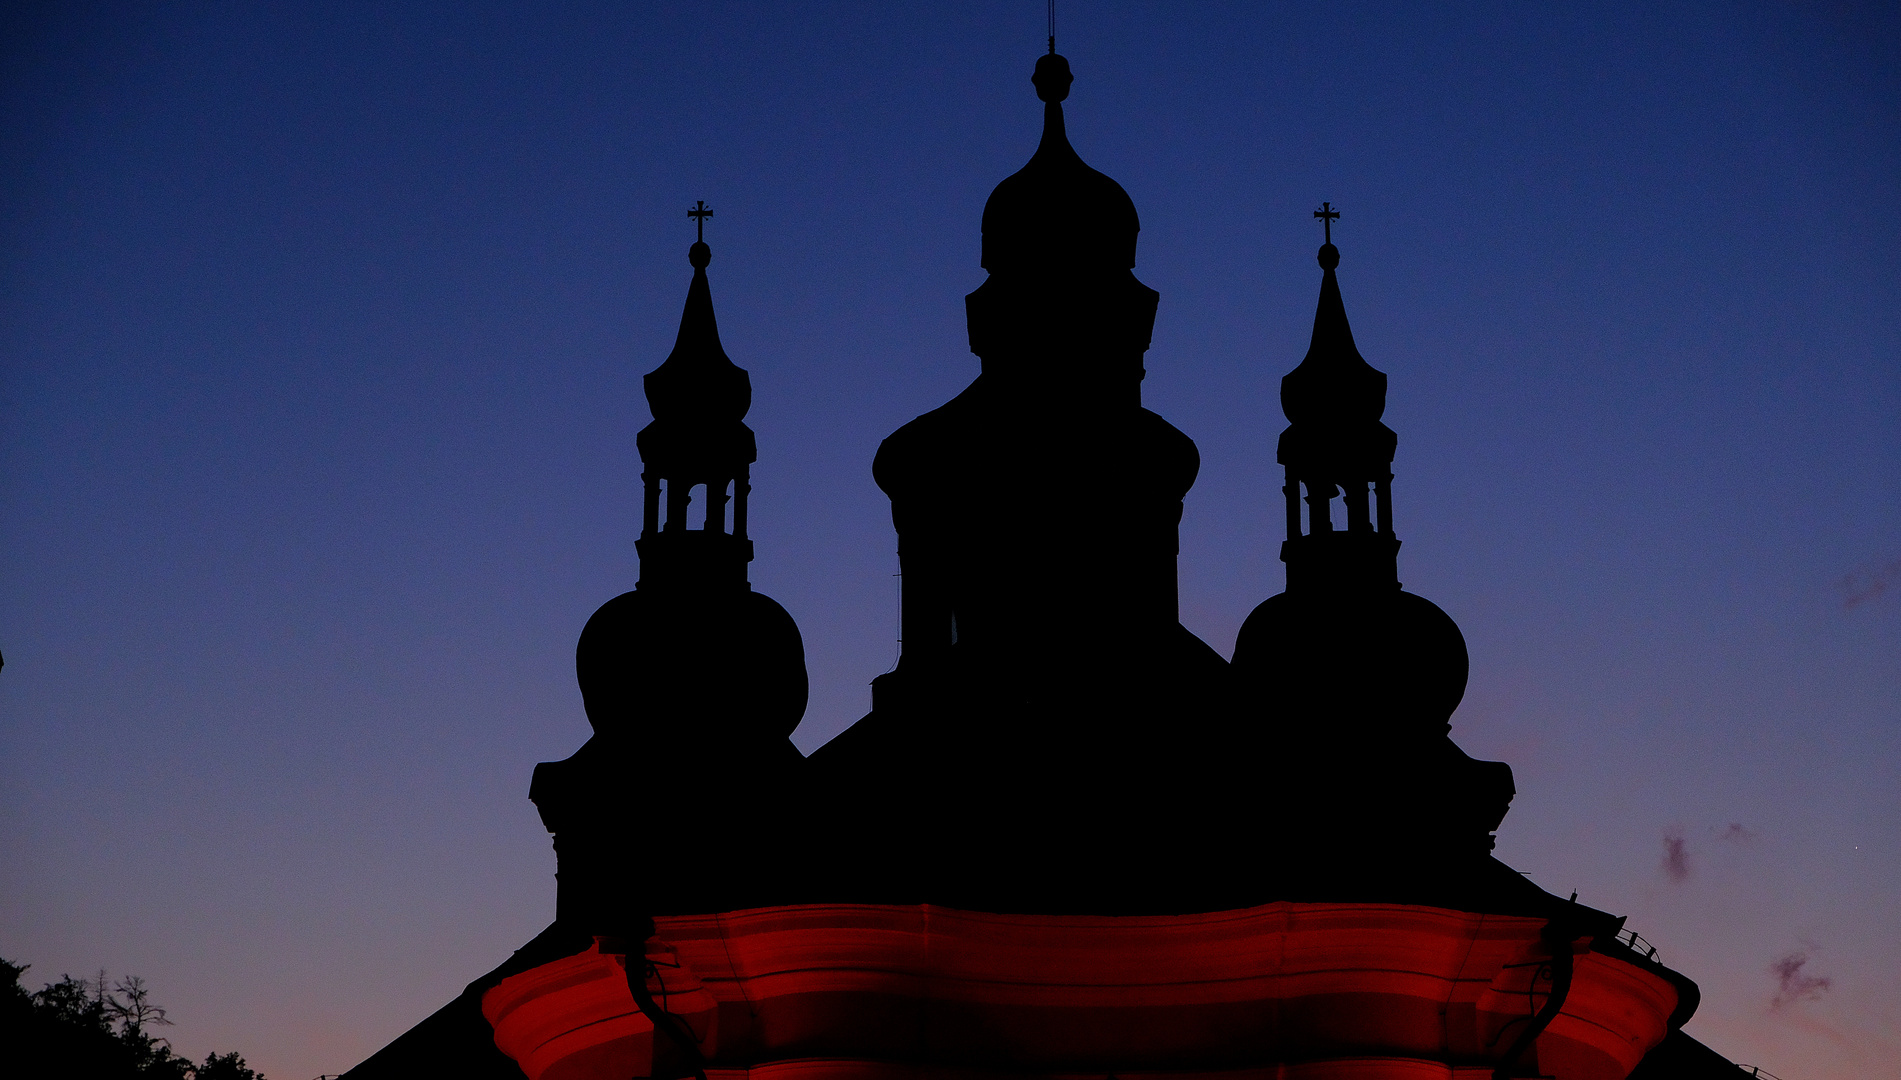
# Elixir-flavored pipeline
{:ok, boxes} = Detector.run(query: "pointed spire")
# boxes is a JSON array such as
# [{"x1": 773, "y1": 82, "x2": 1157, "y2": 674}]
[
  {"x1": 645, "y1": 228, "x2": 751, "y2": 427},
  {"x1": 635, "y1": 206, "x2": 759, "y2": 588},
  {"x1": 1281, "y1": 228, "x2": 1386, "y2": 429}
]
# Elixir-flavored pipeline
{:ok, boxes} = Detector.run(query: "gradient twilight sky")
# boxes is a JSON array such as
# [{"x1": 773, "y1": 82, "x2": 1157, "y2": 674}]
[{"x1": 2, "y1": 3, "x2": 1896, "y2": 1078}]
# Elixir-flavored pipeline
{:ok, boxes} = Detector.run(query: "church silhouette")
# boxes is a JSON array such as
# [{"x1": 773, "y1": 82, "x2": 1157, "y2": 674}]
[{"x1": 343, "y1": 50, "x2": 1750, "y2": 1080}]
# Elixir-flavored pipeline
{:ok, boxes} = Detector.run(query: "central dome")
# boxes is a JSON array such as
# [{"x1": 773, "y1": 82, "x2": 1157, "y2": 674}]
[{"x1": 980, "y1": 53, "x2": 1140, "y2": 273}]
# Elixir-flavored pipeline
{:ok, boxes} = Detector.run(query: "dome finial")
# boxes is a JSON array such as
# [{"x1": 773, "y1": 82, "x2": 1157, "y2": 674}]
[
  {"x1": 1047, "y1": 0, "x2": 1056, "y2": 56},
  {"x1": 1314, "y1": 201, "x2": 1340, "y2": 268},
  {"x1": 1032, "y1": 52, "x2": 1072, "y2": 103},
  {"x1": 687, "y1": 199, "x2": 713, "y2": 268}
]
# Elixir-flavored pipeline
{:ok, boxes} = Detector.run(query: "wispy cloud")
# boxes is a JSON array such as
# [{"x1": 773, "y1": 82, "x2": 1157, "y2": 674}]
[
  {"x1": 1770, "y1": 949, "x2": 1832, "y2": 1009},
  {"x1": 1715, "y1": 822, "x2": 1758, "y2": 844},
  {"x1": 1840, "y1": 557, "x2": 1901, "y2": 609},
  {"x1": 1662, "y1": 826, "x2": 1691, "y2": 883}
]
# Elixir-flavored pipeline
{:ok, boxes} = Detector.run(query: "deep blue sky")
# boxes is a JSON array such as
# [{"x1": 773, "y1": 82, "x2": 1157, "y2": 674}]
[{"x1": 2, "y1": 4, "x2": 1896, "y2": 1078}]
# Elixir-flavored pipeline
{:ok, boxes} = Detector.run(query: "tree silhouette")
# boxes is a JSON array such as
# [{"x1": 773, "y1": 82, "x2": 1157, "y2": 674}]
[{"x1": 3, "y1": 956, "x2": 265, "y2": 1079}]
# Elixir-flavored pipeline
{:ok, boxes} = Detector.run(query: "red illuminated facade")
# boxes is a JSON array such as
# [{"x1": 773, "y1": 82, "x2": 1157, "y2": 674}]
[
  {"x1": 481, "y1": 905, "x2": 1687, "y2": 1080},
  {"x1": 342, "y1": 47, "x2": 1744, "y2": 1080}
]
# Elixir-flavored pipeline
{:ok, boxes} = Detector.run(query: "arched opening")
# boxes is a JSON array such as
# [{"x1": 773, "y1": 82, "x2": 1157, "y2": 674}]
[
  {"x1": 704, "y1": 478, "x2": 731, "y2": 534},
  {"x1": 687, "y1": 483, "x2": 709, "y2": 530},
  {"x1": 664, "y1": 478, "x2": 692, "y2": 533},
  {"x1": 1304, "y1": 479, "x2": 1334, "y2": 534}
]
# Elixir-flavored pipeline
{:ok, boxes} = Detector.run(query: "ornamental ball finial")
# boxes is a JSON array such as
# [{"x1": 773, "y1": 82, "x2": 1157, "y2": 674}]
[{"x1": 1032, "y1": 53, "x2": 1072, "y2": 103}]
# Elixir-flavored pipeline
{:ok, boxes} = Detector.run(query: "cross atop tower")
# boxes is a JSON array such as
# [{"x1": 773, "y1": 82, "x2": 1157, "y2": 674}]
[
  {"x1": 1313, "y1": 201, "x2": 1340, "y2": 245},
  {"x1": 689, "y1": 200, "x2": 714, "y2": 242}
]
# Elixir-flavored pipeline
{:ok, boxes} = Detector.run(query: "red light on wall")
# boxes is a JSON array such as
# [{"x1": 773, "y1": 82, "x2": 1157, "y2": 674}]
[{"x1": 482, "y1": 904, "x2": 1676, "y2": 1080}]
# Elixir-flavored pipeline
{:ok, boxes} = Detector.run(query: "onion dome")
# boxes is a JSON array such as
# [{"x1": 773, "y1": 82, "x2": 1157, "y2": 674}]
[
  {"x1": 1235, "y1": 587, "x2": 1469, "y2": 735},
  {"x1": 573, "y1": 587, "x2": 808, "y2": 750},
  {"x1": 962, "y1": 52, "x2": 1159, "y2": 378},
  {"x1": 980, "y1": 53, "x2": 1140, "y2": 274}
]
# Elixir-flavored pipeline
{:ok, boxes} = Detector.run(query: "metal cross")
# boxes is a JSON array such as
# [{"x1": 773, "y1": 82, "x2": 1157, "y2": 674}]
[
  {"x1": 688, "y1": 200, "x2": 713, "y2": 242},
  {"x1": 1313, "y1": 201, "x2": 1340, "y2": 244}
]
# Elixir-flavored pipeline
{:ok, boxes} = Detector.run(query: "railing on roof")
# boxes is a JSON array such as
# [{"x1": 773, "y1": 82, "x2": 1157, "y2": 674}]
[
  {"x1": 1738, "y1": 1067, "x2": 1784, "y2": 1080},
  {"x1": 1615, "y1": 927, "x2": 1660, "y2": 962}
]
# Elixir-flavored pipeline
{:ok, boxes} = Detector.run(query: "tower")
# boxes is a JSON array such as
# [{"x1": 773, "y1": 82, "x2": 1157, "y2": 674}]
[
  {"x1": 1277, "y1": 204, "x2": 1401, "y2": 593},
  {"x1": 807, "y1": 50, "x2": 1234, "y2": 913},
  {"x1": 873, "y1": 51, "x2": 1199, "y2": 674},
  {"x1": 635, "y1": 201, "x2": 757, "y2": 589},
  {"x1": 1233, "y1": 221, "x2": 1515, "y2": 877},
  {"x1": 530, "y1": 215, "x2": 808, "y2": 928}
]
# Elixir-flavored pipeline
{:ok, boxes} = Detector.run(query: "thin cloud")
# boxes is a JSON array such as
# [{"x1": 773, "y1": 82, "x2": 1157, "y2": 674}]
[
  {"x1": 1840, "y1": 557, "x2": 1901, "y2": 609},
  {"x1": 1662, "y1": 826, "x2": 1691, "y2": 883},
  {"x1": 1770, "y1": 950, "x2": 1832, "y2": 1009},
  {"x1": 1715, "y1": 823, "x2": 1759, "y2": 843}
]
